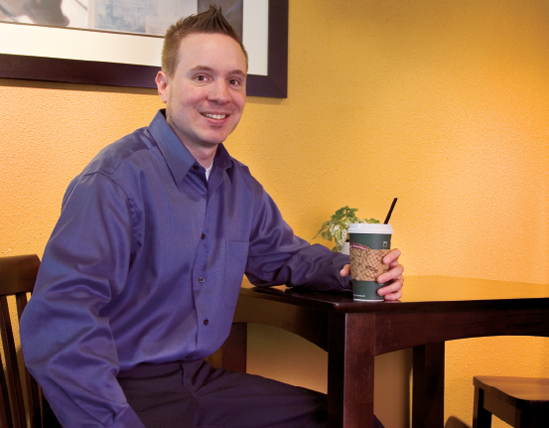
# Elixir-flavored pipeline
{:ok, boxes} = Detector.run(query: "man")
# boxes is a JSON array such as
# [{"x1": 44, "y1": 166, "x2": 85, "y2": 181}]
[{"x1": 21, "y1": 6, "x2": 403, "y2": 428}]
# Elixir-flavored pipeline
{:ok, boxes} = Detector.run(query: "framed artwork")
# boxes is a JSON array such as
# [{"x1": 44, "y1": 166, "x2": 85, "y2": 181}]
[{"x1": 0, "y1": 0, "x2": 288, "y2": 97}]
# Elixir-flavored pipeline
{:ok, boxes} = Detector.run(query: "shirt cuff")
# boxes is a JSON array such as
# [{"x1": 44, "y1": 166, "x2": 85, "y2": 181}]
[{"x1": 107, "y1": 405, "x2": 145, "y2": 428}]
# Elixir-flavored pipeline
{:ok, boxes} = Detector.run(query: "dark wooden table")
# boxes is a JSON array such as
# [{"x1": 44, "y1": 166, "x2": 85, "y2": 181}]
[{"x1": 218, "y1": 276, "x2": 549, "y2": 428}]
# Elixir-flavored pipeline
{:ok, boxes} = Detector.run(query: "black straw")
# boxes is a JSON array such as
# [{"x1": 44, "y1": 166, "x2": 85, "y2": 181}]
[{"x1": 383, "y1": 198, "x2": 398, "y2": 224}]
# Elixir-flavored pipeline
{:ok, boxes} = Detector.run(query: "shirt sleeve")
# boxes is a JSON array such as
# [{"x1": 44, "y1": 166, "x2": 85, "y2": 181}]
[
  {"x1": 244, "y1": 184, "x2": 351, "y2": 291},
  {"x1": 20, "y1": 173, "x2": 145, "y2": 428}
]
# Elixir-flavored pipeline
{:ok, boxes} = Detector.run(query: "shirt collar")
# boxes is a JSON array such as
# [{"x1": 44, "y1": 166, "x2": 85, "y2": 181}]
[{"x1": 148, "y1": 109, "x2": 234, "y2": 185}]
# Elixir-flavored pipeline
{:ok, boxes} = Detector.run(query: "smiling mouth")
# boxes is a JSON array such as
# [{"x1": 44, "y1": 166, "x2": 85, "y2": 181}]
[{"x1": 201, "y1": 113, "x2": 227, "y2": 120}]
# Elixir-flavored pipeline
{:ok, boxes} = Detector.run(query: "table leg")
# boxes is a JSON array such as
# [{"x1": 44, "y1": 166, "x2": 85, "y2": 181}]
[
  {"x1": 219, "y1": 323, "x2": 247, "y2": 373},
  {"x1": 412, "y1": 342, "x2": 445, "y2": 428},
  {"x1": 328, "y1": 312, "x2": 376, "y2": 428},
  {"x1": 472, "y1": 386, "x2": 492, "y2": 428}
]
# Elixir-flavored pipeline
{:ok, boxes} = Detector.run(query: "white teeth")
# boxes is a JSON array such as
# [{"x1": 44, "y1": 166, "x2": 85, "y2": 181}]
[{"x1": 202, "y1": 113, "x2": 227, "y2": 119}]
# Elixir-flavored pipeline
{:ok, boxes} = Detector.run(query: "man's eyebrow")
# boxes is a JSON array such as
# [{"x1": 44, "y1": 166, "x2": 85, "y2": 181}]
[
  {"x1": 189, "y1": 66, "x2": 247, "y2": 77},
  {"x1": 189, "y1": 65, "x2": 214, "y2": 73}
]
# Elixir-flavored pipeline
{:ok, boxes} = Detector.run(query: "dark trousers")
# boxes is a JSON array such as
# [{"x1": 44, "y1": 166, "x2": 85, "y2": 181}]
[{"x1": 117, "y1": 360, "x2": 385, "y2": 428}]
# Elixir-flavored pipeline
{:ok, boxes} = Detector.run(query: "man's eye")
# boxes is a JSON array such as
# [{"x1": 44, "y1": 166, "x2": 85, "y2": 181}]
[
  {"x1": 229, "y1": 79, "x2": 241, "y2": 86},
  {"x1": 195, "y1": 75, "x2": 207, "y2": 82}
]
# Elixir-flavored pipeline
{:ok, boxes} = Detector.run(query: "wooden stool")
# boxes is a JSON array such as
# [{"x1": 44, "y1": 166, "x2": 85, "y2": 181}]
[{"x1": 473, "y1": 376, "x2": 549, "y2": 428}]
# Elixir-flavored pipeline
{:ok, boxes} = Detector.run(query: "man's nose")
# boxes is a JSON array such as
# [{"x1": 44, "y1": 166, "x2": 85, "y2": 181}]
[{"x1": 208, "y1": 80, "x2": 231, "y2": 103}]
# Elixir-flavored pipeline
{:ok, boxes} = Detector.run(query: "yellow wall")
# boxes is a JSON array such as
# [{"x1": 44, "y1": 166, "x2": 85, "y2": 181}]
[{"x1": 1, "y1": 0, "x2": 548, "y2": 427}]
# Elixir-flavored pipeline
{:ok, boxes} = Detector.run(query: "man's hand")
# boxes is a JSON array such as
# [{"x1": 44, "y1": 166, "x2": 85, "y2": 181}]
[{"x1": 339, "y1": 248, "x2": 404, "y2": 301}]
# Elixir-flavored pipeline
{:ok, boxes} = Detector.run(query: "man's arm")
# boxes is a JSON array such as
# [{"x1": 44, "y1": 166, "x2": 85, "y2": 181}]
[
  {"x1": 243, "y1": 185, "x2": 352, "y2": 291},
  {"x1": 20, "y1": 173, "x2": 145, "y2": 428},
  {"x1": 244, "y1": 182, "x2": 404, "y2": 298}
]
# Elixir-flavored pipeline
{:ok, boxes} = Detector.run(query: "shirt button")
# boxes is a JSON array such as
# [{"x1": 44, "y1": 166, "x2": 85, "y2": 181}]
[
  {"x1": 193, "y1": 165, "x2": 199, "y2": 170},
  {"x1": 198, "y1": 277, "x2": 205, "y2": 283},
  {"x1": 203, "y1": 319, "x2": 209, "y2": 325},
  {"x1": 201, "y1": 234, "x2": 206, "y2": 239}
]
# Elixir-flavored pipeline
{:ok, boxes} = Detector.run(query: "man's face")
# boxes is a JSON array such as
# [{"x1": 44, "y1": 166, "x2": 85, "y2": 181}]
[{"x1": 156, "y1": 33, "x2": 247, "y2": 152}]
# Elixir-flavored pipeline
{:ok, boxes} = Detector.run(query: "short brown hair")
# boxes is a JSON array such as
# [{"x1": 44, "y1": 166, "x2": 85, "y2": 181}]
[{"x1": 162, "y1": 5, "x2": 248, "y2": 77}]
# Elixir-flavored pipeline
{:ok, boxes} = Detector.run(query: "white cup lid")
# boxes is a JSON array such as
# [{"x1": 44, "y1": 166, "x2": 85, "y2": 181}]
[{"x1": 348, "y1": 223, "x2": 393, "y2": 234}]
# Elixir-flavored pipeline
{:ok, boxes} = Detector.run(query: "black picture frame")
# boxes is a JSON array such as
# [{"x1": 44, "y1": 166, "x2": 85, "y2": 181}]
[{"x1": 0, "y1": 0, "x2": 288, "y2": 97}]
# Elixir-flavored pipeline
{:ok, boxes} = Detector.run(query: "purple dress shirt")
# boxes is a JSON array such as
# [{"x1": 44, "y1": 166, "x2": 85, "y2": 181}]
[{"x1": 20, "y1": 110, "x2": 350, "y2": 427}]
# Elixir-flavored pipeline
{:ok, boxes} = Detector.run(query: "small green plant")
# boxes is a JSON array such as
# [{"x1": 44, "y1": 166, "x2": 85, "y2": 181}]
[{"x1": 314, "y1": 206, "x2": 380, "y2": 252}]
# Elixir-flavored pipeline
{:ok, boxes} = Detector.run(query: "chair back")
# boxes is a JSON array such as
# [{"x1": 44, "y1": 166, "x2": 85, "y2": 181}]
[{"x1": 0, "y1": 255, "x2": 42, "y2": 428}]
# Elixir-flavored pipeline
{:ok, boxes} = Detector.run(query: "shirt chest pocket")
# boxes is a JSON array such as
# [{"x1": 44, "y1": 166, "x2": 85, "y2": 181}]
[{"x1": 223, "y1": 240, "x2": 249, "y2": 308}]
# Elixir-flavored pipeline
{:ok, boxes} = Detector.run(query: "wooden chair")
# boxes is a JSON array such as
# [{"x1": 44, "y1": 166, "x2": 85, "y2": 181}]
[
  {"x1": 0, "y1": 254, "x2": 43, "y2": 428},
  {"x1": 473, "y1": 375, "x2": 549, "y2": 428}
]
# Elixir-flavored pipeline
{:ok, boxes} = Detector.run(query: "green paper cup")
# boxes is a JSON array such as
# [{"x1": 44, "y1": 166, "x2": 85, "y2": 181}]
[{"x1": 348, "y1": 223, "x2": 393, "y2": 301}]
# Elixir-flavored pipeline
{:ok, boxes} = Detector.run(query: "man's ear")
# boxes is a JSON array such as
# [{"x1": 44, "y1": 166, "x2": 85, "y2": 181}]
[{"x1": 156, "y1": 71, "x2": 169, "y2": 104}]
